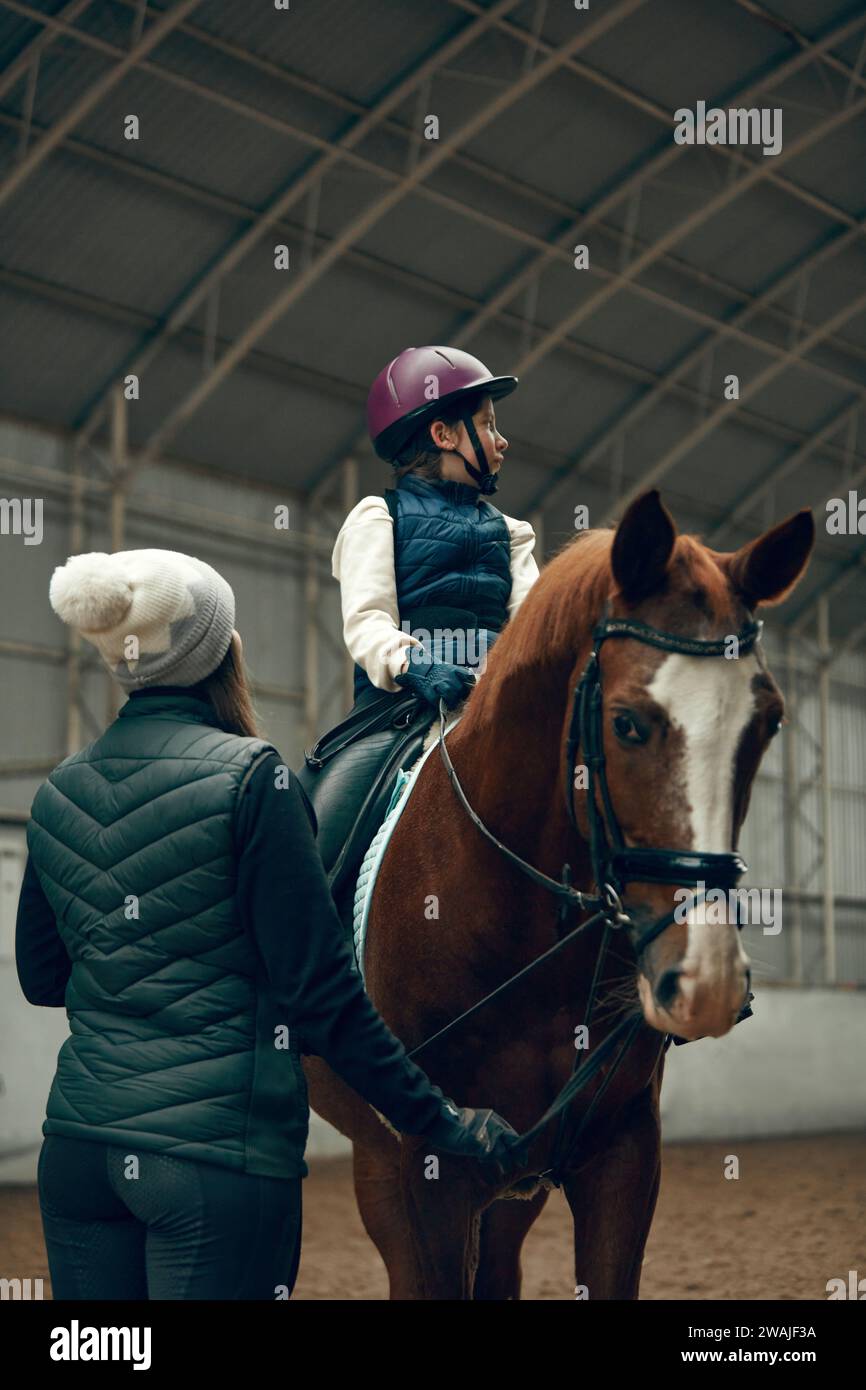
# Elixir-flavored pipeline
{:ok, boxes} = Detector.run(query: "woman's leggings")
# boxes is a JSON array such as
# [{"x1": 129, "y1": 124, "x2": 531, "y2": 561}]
[{"x1": 37, "y1": 1135, "x2": 303, "y2": 1300}]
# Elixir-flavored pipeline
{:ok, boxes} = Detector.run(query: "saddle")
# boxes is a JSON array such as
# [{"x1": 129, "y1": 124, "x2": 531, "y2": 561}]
[{"x1": 296, "y1": 689, "x2": 436, "y2": 936}]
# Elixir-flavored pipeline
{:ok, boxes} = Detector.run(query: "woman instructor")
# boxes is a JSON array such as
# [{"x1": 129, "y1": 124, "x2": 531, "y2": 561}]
[{"x1": 15, "y1": 549, "x2": 519, "y2": 1300}]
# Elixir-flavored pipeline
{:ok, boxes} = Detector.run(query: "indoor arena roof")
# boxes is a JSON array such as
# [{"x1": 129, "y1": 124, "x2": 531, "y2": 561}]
[{"x1": 1, "y1": 0, "x2": 866, "y2": 640}]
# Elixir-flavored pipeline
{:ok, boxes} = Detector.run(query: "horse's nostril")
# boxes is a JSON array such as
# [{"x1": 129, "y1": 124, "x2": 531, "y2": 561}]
[{"x1": 655, "y1": 967, "x2": 682, "y2": 1009}]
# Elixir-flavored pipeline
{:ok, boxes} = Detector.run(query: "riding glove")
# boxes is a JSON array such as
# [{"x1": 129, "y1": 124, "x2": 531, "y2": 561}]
[
  {"x1": 420, "y1": 1097, "x2": 524, "y2": 1178},
  {"x1": 394, "y1": 657, "x2": 476, "y2": 710}
]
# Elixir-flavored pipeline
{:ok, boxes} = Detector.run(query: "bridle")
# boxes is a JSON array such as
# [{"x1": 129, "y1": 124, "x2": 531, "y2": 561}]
[
  {"x1": 406, "y1": 602, "x2": 762, "y2": 1184},
  {"x1": 565, "y1": 604, "x2": 762, "y2": 957}
]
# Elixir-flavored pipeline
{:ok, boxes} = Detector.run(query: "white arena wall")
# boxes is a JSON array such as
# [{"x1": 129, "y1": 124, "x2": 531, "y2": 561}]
[{"x1": 306, "y1": 989, "x2": 866, "y2": 1158}]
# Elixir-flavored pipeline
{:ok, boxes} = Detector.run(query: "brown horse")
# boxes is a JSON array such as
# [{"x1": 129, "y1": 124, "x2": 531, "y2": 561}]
[{"x1": 304, "y1": 488, "x2": 814, "y2": 1299}]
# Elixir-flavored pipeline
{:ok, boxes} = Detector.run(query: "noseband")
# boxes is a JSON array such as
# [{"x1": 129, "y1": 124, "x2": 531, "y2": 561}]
[{"x1": 565, "y1": 605, "x2": 763, "y2": 956}]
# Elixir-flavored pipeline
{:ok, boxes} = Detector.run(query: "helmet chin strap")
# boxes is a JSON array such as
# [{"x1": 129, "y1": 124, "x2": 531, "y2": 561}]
[{"x1": 439, "y1": 412, "x2": 498, "y2": 494}]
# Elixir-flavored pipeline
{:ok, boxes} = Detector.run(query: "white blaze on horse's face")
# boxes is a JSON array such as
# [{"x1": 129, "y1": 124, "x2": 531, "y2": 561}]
[
  {"x1": 647, "y1": 649, "x2": 757, "y2": 851},
  {"x1": 643, "y1": 647, "x2": 755, "y2": 1035}
]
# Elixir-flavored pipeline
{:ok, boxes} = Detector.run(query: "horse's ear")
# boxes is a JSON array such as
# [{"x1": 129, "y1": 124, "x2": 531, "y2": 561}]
[
  {"x1": 611, "y1": 489, "x2": 676, "y2": 602},
  {"x1": 723, "y1": 510, "x2": 815, "y2": 608}
]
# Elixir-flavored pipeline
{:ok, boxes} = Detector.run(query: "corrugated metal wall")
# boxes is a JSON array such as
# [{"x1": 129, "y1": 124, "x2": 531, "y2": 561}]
[
  {"x1": 737, "y1": 637, "x2": 866, "y2": 987},
  {"x1": 0, "y1": 416, "x2": 346, "y2": 818}
]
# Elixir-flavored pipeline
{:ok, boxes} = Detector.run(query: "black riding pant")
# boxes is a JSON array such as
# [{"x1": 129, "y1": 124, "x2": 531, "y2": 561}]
[{"x1": 37, "y1": 1135, "x2": 303, "y2": 1300}]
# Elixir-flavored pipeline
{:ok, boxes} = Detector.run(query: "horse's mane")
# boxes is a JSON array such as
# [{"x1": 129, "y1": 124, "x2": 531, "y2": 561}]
[{"x1": 462, "y1": 526, "x2": 735, "y2": 732}]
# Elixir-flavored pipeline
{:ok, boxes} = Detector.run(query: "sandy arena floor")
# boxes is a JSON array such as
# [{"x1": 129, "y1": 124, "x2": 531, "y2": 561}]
[{"x1": 2, "y1": 1134, "x2": 863, "y2": 1300}]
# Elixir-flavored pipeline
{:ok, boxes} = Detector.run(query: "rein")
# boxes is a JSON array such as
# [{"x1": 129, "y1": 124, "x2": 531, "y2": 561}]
[{"x1": 405, "y1": 606, "x2": 762, "y2": 1184}]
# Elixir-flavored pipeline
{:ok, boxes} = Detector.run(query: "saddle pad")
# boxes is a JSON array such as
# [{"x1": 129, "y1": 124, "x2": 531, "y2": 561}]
[{"x1": 352, "y1": 714, "x2": 462, "y2": 981}]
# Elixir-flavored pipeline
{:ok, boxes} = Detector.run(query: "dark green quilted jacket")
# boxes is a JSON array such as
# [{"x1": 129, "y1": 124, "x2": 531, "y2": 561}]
[{"x1": 26, "y1": 693, "x2": 311, "y2": 1179}]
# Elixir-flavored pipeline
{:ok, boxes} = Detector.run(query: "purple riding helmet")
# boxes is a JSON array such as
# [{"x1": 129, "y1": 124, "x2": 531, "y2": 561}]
[{"x1": 366, "y1": 346, "x2": 518, "y2": 495}]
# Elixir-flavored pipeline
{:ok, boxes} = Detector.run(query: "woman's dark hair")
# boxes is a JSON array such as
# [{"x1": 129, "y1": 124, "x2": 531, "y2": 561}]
[
  {"x1": 391, "y1": 388, "x2": 487, "y2": 479},
  {"x1": 200, "y1": 636, "x2": 261, "y2": 739}
]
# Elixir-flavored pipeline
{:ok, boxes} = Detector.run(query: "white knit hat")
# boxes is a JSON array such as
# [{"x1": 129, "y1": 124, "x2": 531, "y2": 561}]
[{"x1": 49, "y1": 549, "x2": 236, "y2": 689}]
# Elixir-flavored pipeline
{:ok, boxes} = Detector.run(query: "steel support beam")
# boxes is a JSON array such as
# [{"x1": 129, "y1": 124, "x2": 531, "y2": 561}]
[
  {"x1": 605, "y1": 284, "x2": 866, "y2": 521},
  {"x1": 0, "y1": 759, "x2": 65, "y2": 778},
  {"x1": 6, "y1": 428, "x2": 858, "y2": 591},
  {"x1": 101, "y1": 0, "x2": 866, "y2": 253},
  {"x1": 493, "y1": 13, "x2": 866, "y2": 526},
  {"x1": 0, "y1": 0, "x2": 96, "y2": 103},
  {"x1": 537, "y1": 203, "x2": 866, "y2": 520},
  {"x1": 0, "y1": 449, "x2": 332, "y2": 556},
  {"x1": 106, "y1": 384, "x2": 128, "y2": 720},
  {"x1": 316, "y1": 8, "x2": 866, "y2": 502},
  {"x1": 0, "y1": 639, "x2": 70, "y2": 664},
  {"x1": 304, "y1": 501, "x2": 320, "y2": 749},
  {"x1": 9, "y1": 0, "x2": 866, "y2": 464},
  {"x1": 11, "y1": 248, "x2": 864, "y2": 487},
  {"x1": 134, "y1": 0, "x2": 649, "y2": 469},
  {"x1": 827, "y1": 614, "x2": 866, "y2": 669},
  {"x1": 66, "y1": 447, "x2": 86, "y2": 753},
  {"x1": 0, "y1": 0, "x2": 204, "y2": 212},
  {"x1": 529, "y1": 508, "x2": 545, "y2": 567},
  {"x1": 2, "y1": 96, "x2": 864, "y2": 452},
  {"x1": 67, "y1": 0, "x2": 529, "y2": 445},
  {"x1": 0, "y1": 637, "x2": 301, "y2": 705},
  {"x1": 817, "y1": 598, "x2": 836, "y2": 984},
  {"x1": 323, "y1": 8, "x2": 866, "y2": 508},
  {"x1": 340, "y1": 456, "x2": 358, "y2": 713},
  {"x1": 448, "y1": 0, "x2": 866, "y2": 255},
  {"x1": 708, "y1": 401, "x2": 862, "y2": 545},
  {"x1": 783, "y1": 632, "x2": 803, "y2": 983},
  {"x1": 516, "y1": 62, "x2": 866, "y2": 405},
  {"x1": 110, "y1": 383, "x2": 127, "y2": 553},
  {"x1": 789, "y1": 539, "x2": 866, "y2": 632},
  {"x1": 446, "y1": 8, "x2": 866, "y2": 352}
]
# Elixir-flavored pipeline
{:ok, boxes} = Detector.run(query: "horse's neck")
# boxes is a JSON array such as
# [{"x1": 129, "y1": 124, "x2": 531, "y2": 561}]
[
  {"x1": 438, "y1": 664, "x2": 619, "y2": 1031},
  {"x1": 449, "y1": 659, "x2": 594, "y2": 891}
]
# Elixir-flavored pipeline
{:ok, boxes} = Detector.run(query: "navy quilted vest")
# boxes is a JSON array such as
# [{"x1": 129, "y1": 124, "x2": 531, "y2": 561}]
[
  {"x1": 353, "y1": 473, "x2": 512, "y2": 699},
  {"x1": 27, "y1": 693, "x2": 310, "y2": 1179}
]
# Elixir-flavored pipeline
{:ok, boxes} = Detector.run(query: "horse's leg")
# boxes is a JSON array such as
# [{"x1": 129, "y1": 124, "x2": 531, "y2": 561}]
[
  {"x1": 304, "y1": 1056, "x2": 426, "y2": 1297},
  {"x1": 563, "y1": 1090, "x2": 662, "y2": 1301},
  {"x1": 398, "y1": 1145, "x2": 485, "y2": 1300},
  {"x1": 473, "y1": 1188, "x2": 551, "y2": 1300},
  {"x1": 352, "y1": 1141, "x2": 426, "y2": 1300}
]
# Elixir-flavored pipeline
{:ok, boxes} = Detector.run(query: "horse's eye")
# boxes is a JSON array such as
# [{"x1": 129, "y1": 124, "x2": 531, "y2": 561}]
[
  {"x1": 768, "y1": 716, "x2": 783, "y2": 739},
  {"x1": 613, "y1": 712, "x2": 645, "y2": 745}
]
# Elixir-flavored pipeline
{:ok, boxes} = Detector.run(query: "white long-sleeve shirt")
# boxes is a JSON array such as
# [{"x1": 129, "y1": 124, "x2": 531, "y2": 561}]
[{"x1": 331, "y1": 494, "x2": 540, "y2": 692}]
